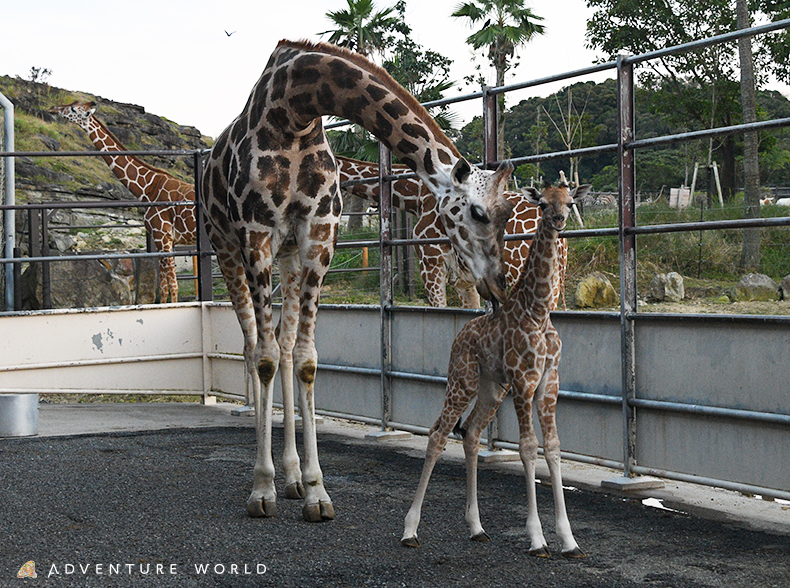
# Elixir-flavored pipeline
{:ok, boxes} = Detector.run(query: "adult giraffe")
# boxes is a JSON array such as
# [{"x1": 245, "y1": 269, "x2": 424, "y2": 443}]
[
  {"x1": 338, "y1": 157, "x2": 567, "y2": 309},
  {"x1": 49, "y1": 101, "x2": 196, "y2": 303},
  {"x1": 201, "y1": 39, "x2": 514, "y2": 521}
]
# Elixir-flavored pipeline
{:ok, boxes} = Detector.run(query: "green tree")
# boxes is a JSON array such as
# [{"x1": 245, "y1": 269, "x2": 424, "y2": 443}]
[
  {"x1": 322, "y1": 0, "x2": 399, "y2": 230},
  {"x1": 452, "y1": 0, "x2": 545, "y2": 159}
]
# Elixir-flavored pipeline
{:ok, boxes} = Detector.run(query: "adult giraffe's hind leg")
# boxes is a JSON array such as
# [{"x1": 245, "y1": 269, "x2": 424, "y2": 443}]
[{"x1": 276, "y1": 252, "x2": 305, "y2": 500}]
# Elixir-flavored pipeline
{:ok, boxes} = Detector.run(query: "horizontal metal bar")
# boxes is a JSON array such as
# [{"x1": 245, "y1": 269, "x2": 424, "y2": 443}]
[
  {"x1": 0, "y1": 249, "x2": 199, "y2": 264},
  {"x1": 0, "y1": 200, "x2": 195, "y2": 210},
  {"x1": 627, "y1": 312, "x2": 790, "y2": 325},
  {"x1": 623, "y1": 18, "x2": 790, "y2": 66},
  {"x1": 0, "y1": 149, "x2": 202, "y2": 158},
  {"x1": 628, "y1": 118, "x2": 790, "y2": 151},
  {"x1": 492, "y1": 61, "x2": 618, "y2": 96},
  {"x1": 0, "y1": 352, "x2": 203, "y2": 373},
  {"x1": 630, "y1": 215, "x2": 790, "y2": 235},
  {"x1": 510, "y1": 143, "x2": 618, "y2": 166},
  {"x1": 1, "y1": 388, "x2": 201, "y2": 395},
  {"x1": 629, "y1": 398, "x2": 790, "y2": 425},
  {"x1": 493, "y1": 440, "x2": 625, "y2": 470},
  {"x1": 629, "y1": 465, "x2": 790, "y2": 502}
]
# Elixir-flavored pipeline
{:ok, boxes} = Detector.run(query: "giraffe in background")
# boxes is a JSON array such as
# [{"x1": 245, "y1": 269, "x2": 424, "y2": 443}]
[
  {"x1": 402, "y1": 178, "x2": 590, "y2": 557},
  {"x1": 201, "y1": 39, "x2": 514, "y2": 522},
  {"x1": 338, "y1": 157, "x2": 568, "y2": 309},
  {"x1": 50, "y1": 101, "x2": 196, "y2": 303}
]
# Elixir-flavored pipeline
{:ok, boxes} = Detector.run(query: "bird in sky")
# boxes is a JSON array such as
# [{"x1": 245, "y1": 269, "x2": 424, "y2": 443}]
[{"x1": 224, "y1": 30, "x2": 236, "y2": 36}]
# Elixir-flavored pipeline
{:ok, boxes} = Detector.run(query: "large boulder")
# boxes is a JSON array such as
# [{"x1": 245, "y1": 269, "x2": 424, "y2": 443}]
[
  {"x1": 781, "y1": 275, "x2": 790, "y2": 300},
  {"x1": 648, "y1": 272, "x2": 685, "y2": 303},
  {"x1": 575, "y1": 271, "x2": 618, "y2": 308},
  {"x1": 731, "y1": 273, "x2": 780, "y2": 302},
  {"x1": 19, "y1": 254, "x2": 157, "y2": 310}
]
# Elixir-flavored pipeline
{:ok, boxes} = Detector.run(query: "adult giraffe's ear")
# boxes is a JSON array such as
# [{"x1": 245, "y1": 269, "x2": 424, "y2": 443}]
[
  {"x1": 87, "y1": 101, "x2": 98, "y2": 116},
  {"x1": 451, "y1": 158, "x2": 472, "y2": 186},
  {"x1": 491, "y1": 160, "x2": 514, "y2": 192}
]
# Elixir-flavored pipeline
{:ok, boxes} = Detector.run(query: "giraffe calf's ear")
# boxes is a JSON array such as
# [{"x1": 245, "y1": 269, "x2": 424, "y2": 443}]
[
  {"x1": 521, "y1": 186, "x2": 541, "y2": 206},
  {"x1": 452, "y1": 158, "x2": 472, "y2": 186}
]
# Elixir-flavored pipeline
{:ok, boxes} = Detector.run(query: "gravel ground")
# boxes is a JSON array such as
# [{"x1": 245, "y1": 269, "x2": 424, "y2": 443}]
[{"x1": 2, "y1": 426, "x2": 789, "y2": 587}]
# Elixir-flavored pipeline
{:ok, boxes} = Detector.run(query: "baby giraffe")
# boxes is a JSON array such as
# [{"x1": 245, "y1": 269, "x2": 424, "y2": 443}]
[{"x1": 401, "y1": 178, "x2": 591, "y2": 557}]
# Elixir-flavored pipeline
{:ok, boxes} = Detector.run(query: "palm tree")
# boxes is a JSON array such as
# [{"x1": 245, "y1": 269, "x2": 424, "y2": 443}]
[
  {"x1": 321, "y1": 0, "x2": 399, "y2": 231},
  {"x1": 322, "y1": 0, "x2": 398, "y2": 59},
  {"x1": 452, "y1": 0, "x2": 545, "y2": 159}
]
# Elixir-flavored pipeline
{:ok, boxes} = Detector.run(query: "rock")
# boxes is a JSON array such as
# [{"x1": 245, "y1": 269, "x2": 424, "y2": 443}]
[
  {"x1": 782, "y1": 275, "x2": 790, "y2": 300},
  {"x1": 19, "y1": 254, "x2": 158, "y2": 310},
  {"x1": 731, "y1": 273, "x2": 780, "y2": 302},
  {"x1": 712, "y1": 294, "x2": 731, "y2": 304},
  {"x1": 648, "y1": 272, "x2": 685, "y2": 302},
  {"x1": 575, "y1": 271, "x2": 618, "y2": 308}
]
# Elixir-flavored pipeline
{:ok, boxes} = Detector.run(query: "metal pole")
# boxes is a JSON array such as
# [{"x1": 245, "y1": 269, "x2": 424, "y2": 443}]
[
  {"x1": 193, "y1": 151, "x2": 213, "y2": 302},
  {"x1": 617, "y1": 55, "x2": 638, "y2": 478},
  {"x1": 379, "y1": 143, "x2": 393, "y2": 431},
  {"x1": 483, "y1": 85, "x2": 498, "y2": 167},
  {"x1": 1, "y1": 91, "x2": 15, "y2": 310}
]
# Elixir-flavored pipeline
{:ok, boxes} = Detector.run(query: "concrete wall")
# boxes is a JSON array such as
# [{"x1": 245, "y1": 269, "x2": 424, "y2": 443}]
[{"x1": 1, "y1": 302, "x2": 787, "y2": 495}]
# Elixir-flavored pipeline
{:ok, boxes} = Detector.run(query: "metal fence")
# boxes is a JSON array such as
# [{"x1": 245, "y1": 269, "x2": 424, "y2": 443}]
[{"x1": 1, "y1": 21, "x2": 790, "y2": 500}]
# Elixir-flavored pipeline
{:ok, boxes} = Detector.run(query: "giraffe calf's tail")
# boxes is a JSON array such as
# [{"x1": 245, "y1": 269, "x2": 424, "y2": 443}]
[{"x1": 452, "y1": 419, "x2": 467, "y2": 440}]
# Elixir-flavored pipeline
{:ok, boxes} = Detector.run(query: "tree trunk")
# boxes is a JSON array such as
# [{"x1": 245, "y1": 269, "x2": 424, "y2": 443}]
[{"x1": 737, "y1": 0, "x2": 761, "y2": 271}]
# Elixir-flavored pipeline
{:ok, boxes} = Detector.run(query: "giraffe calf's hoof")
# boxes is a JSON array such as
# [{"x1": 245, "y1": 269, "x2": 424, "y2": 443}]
[
  {"x1": 302, "y1": 501, "x2": 334, "y2": 522},
  {"x1": 401, "y1": 536, "x2": 420, "y2": 548},
  {"x1": 247, "y1": 498, "x2": 277, "y2": 518},
  {"x1": 529, "y1": 546, "x2": 552, "y2": 558},
  {"x1": 561, "y1": 547, "x2": 586, "y2": 559},
  {"x1": 470, "y1": 531, "x2": 491, "y2": 542},
  {"x1": 285, "y1": 482, "x2": 305, "y2": 499}
]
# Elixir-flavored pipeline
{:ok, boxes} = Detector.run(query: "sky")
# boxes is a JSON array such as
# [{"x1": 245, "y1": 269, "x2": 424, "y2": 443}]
[{"x1": 2, "y1": 1, "x2": 787, "y2": 140}]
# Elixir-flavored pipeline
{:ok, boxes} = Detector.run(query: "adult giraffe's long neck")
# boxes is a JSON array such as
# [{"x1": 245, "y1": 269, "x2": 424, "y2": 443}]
[
  {"x1": 78, "y1": 115, "x2": 162, "y2": 201},
  {"x1": 269, "y1": 40, "x2": 462, "y2": 192}
]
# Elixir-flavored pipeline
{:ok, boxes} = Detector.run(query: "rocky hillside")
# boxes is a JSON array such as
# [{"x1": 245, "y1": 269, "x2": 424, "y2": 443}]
[
  {"x1": 1, "y1": 75, "x2": 211, "y2": 249},
  {"x1": 0, "y1": 75, "x2": 213, "y2": 309}
]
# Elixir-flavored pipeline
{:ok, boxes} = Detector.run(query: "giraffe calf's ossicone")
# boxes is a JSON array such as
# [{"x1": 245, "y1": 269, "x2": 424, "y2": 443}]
[{"x1": 402, "y1": 179, "x2": 591, "y2": 558}]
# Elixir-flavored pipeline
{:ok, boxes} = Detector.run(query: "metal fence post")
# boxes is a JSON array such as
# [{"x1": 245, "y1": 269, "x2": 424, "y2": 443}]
[
  {"x1": 193, "y1": 151, "x2": 213, "y2": 302},
  {"x1": 379, "y1": 143, "x2": 393, "y2": 431},
  {"x1": 483, "y1": 85, "x2": 498, "y2": 167},
  {"x1": 617, "y1": 55, "x2": 639, "y2": 479}
]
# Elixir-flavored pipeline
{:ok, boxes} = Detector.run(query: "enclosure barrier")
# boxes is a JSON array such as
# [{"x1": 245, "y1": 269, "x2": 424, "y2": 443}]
[{"x1": 2, "y1": 21, "x2": 790, "y2": 501}]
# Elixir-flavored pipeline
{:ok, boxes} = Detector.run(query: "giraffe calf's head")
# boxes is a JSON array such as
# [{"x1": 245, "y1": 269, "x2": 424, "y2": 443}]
[
  {"x1": 522, "y1": 180, "x2": 591, "y2": 233},
  {"x1": 48, "y1": 100, "x2": 97, "y2": 125},
  {"x1": 440, "y1": 159, "x2": 515, "y2": 305}
]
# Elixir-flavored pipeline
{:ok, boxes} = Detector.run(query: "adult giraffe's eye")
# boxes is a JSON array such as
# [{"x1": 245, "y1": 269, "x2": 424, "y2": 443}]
[{"x1": 470, "y1": 204, "x2": 490, "y2": 224}]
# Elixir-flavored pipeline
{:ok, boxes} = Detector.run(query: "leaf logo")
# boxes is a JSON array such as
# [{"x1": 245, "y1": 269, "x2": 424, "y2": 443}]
[{"x1": 17, "y1": 561, "x2": 37, "y2": 578}]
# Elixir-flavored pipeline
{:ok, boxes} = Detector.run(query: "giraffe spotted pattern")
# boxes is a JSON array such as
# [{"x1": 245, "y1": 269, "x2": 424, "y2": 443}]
[
  {"x1": 201, "y1": 39, "x2": 515, "y2": 523},
  {"x1": 402, "y1": 180, "x2": 592, "y2": 558},
  {"x1": 50, "y1": 101, "x2": 196, "y2": 303}
]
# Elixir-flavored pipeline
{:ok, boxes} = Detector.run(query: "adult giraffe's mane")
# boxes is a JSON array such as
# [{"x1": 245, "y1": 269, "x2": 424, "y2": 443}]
[{"x1": 277, "y1": 39, "x2": 462, "y2": 159}]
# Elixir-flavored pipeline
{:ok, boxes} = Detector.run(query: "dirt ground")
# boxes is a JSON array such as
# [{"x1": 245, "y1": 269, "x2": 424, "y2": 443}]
[{"x1": 2, "y1": 426, "x2": 789, "y2": 587}]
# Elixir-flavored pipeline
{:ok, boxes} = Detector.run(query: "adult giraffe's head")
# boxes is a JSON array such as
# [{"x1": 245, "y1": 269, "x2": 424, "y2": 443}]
[
  {"x1": 437, "y1": 158, "x2": 515, "y2": 305},
  {"x1": 48, "y1": 100, "x2": 97, "y2": 127}
]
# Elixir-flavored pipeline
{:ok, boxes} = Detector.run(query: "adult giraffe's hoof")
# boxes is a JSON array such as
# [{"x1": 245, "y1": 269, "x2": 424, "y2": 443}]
[
  {"x1": 284, "y1": 482, "x2": 305, "y2": 499},
  {"x1": 302, "y1": 501, "x2": 334, "y2": 522},
  {"x1": 247, "y1": 498, "x2": 277, "y2": 518},
  {"x1": 561, "y1": 547, "x2": 586, "y2": 559},
  {"x1": 470, "y1": 531, "x2": 491, "y2": 542},
  {"x1": 529, "y1": 546, "x2": 552, "y2": 558},
  {"x1": 401, "y1": 536, "x2": 420, "y2": 548}
]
